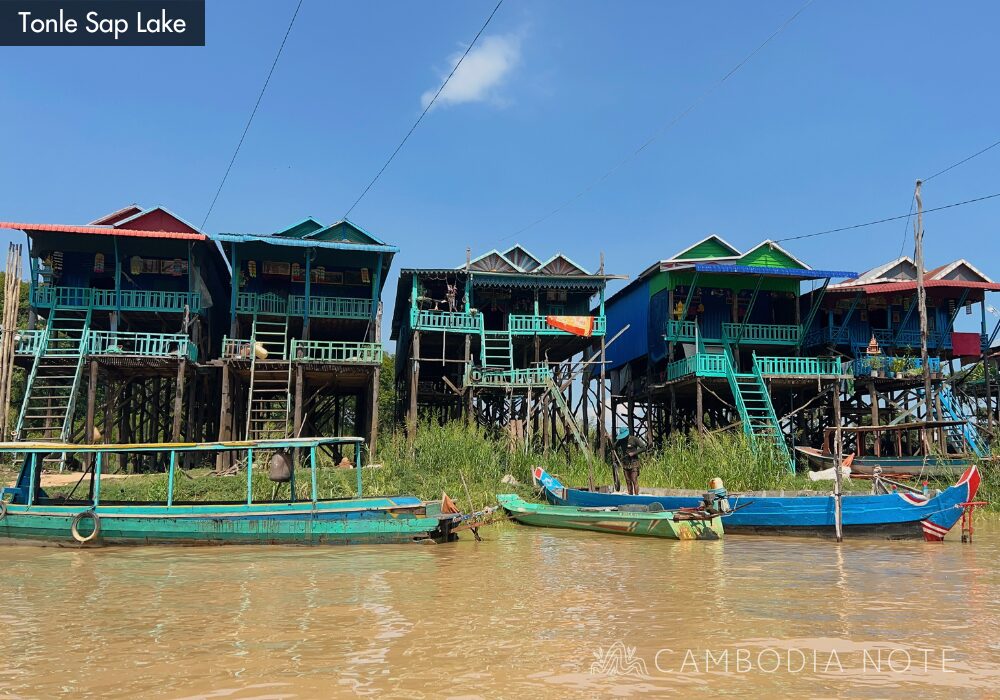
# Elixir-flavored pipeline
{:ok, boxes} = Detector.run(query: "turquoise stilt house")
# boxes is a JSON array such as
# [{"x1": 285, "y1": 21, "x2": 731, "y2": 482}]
[
  {"x1": 212, "y1": 218, "x2": 396, "y2": 457},
  {"x1": 390, "y1": 245, "x2": 618, "y2": 451},
  {"x1": 602, "y1": 236, "x2": 856, "y2": 469},
  {"x1": 1, "y1": 205, "x2": 229, "y2": 458}
]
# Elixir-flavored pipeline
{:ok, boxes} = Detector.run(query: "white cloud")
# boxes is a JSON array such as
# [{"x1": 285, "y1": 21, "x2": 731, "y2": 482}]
[{"x1": 421, "y1": 34, "x2": 521, "y2": 109}]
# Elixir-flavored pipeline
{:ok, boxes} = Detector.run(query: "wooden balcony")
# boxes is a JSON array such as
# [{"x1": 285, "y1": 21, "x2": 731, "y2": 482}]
[
  {"x1": 722, "y1": 323, "x2": 802, "y2": 345},
  {"x1": 236, "y1": 292, "x2": 374, "y2": 320},
  {"x1": 290, "y1": 340, "x2": 383, "y2": 364},
  {"x1": 411, "y1": 310, "x2": 483, "y2": 333},
  {"x1": 32, "y1": 286, "x2": 201, "y2": 313},
  {"x1": 507, "y1": 315, "x2": 607, "y2": 336},
  {"x1": 88, "y1": 331, "x2": 197, "y2": 361}
]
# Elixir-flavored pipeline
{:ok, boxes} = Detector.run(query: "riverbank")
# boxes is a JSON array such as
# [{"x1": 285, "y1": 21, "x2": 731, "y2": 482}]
[{"x1": 5, "y1": 423, "x2": 986, "y2": 510}]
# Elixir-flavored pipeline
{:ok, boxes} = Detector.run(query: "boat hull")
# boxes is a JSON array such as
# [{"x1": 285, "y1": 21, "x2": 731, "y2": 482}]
[
  {"x1": 0, "y1": 499, "x2": 452, "y2": 547},
  {"x1": 533, "y1": 466, "x2": 980, "y2": 541},
  {"x1": 497, "y1": 494, "x2": 722, "y2": 540}
]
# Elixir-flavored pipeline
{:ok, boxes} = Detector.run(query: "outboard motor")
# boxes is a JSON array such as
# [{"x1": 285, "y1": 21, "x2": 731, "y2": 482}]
[{"x1": 702, "y1": 476, "x2": 731, "y2": 514}]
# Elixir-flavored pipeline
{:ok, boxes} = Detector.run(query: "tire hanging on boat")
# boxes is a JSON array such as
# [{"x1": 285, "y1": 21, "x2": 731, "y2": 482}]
[{"x1": 71, "y1": 510, "x2": 101, "y2": 544}]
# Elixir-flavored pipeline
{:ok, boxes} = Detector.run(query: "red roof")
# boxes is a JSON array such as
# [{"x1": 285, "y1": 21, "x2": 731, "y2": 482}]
[
  {"x1": 858, "y1": 280, "x2": 1000, "y2": 294},
  {"x1": 0, "y1": 221, "x2": 205, "y2": 241}
]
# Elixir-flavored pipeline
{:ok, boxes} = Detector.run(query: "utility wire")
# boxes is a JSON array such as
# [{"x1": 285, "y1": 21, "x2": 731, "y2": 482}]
[
  {"x1": 201, "y1": 0, "x2": 305, "y2": 230},
  {"x1": 497, "y1": 0, "x2": 815, "y2": 242},
  {"x1": 897, "y1": 195, "x2": 915, "y2": 258},
  {"x1": 923, "y1": 137, "x2": 1000, "y2": 183},
  {"x1": 343, "y1": 0, "x2": 505, "y2": 219},
  {"x1": 776, "y1": 190, "x2": 1000, "y2": 243}
]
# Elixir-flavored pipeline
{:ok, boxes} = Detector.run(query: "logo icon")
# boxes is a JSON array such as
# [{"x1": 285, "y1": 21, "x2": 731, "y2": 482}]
[{"x1": 590, "y1": 641, "x2": 649, "y2": 677}]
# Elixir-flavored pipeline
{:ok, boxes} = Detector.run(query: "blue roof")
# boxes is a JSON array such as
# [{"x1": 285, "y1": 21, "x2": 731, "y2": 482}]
[{"x1": 691, "y1": 263, "x2": 856, "y2": 279}]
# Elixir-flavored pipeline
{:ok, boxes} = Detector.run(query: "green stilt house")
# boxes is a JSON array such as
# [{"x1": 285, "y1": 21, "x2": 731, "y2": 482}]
[
  {"x1": 212, "y1": 218, "x2": 396, "y2": 461},
  {"x1": 601, "y1": 236, "x2": 856, "y2": 468},
  {"x1": 1, "y1": 205, "x2": 229, "y2": 466},
  {"x1": 390, "y1": 246, "x2": 619, "y2": 453}
]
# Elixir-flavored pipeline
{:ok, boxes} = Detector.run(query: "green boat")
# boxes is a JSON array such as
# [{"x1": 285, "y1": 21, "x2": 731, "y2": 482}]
[
  {"x1": 0, "y1": 437, "x2": 465, "y2": 547},
  {"x1": 496, "y1": 494, "x2": 723, "y2": 540}
]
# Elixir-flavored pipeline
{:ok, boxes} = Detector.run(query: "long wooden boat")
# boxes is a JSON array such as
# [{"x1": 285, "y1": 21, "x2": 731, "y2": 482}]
[
  {"x1": 795, "y1": 446, "x2": 970, "y2": 476},
  {"x1": 795, "y1": 421, "x2": 975, "y2": 477},
  {"x1": 496, "y1": 493, "x2": 723, "y2": 540},
  {"x1": 0, "y1": 438, "x2": 462, "y2": 547},
  {"x1": 532, "y1": 465, "x2": 980, "y2": 541}
]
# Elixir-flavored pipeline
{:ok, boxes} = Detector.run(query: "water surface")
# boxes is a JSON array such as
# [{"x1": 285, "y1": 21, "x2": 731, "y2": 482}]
[{"x1": 1, "y1": 519, "x2": 999, "y2": 698}]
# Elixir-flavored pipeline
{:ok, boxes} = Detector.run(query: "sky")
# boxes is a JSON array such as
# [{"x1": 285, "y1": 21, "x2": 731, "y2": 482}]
[{"x1": 2, "y1": 0, "x2": 999, "y2": 342}]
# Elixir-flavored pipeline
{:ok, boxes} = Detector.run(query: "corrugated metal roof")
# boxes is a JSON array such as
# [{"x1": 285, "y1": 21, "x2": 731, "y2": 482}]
[
  {"x1": 211, "y1": 231, "x2": 398, "y2": 253},
  {"x1": 856, "y1": 280, "x2": 1000, "y2": 294},
  {"x1": 691, "y1": 263, "x2": 857, "y2": 279},
  {"x1": 0, "y1": 221, "x2": 205, "y2": 240}
]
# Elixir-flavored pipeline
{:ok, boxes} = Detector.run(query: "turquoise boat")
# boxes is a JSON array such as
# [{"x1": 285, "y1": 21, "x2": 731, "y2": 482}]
[
  {"x1": 497, "y1": 494, "x2": 723, "y2": 540},
  {"x1": 0, "y1": 437, "x2": 462, "y2": 546}
]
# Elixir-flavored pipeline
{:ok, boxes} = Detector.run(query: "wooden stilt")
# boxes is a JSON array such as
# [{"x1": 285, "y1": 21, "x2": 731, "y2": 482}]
[{"x1": 408, "y1": 331, "x2": 420, "y2": 450}]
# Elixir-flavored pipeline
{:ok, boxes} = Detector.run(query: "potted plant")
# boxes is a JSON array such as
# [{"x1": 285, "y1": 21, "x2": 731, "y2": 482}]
[
  {"x1": 890, "y1": 357, "x2": 907, "y2": 378},
  {"x1": 869, "y1": 355, "x2": 885, "y2": 378}
]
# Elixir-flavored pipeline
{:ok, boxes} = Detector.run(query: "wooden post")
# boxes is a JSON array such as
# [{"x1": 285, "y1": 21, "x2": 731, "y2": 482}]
[
  {"x1": 598, "y1": 335, "x2": 607, "y2": 458},
  {"x1": 696, "y1": 376, "x2": 705, "y2": 433},
  {"x1": 217, "y1": 362, "x2": 231, "y2": 472},
  {"x1": 869, "y1": 382, "x2": 879, "y2": 456},
  {"x1": 171, "y1": 360, "x2": 186, "y2": 442},
  {"x1": 914, "y1": 180, "x2": 933, "y2": 422},
  {"x1": 293, "y1": 364, "x2": 304, "y2": 437},
  {"x1": 832, "y1": 382, "x2": 844, "y2": 542},
  {"x1": 85, "y1": 360, "x2": 98, "y2": 443},
  {"x1": 408, "y1": 331, "x2": 420, "y2": 450},
  {"x1": 369, "y1": 364, "x2": 380, "y2": 459},
  {"x1": 463, "y1": 333, "x2": 472, "y2": 425}
]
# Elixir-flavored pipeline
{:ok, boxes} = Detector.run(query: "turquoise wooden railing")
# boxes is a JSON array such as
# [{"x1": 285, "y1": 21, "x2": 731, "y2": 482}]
[
  {"x1": 467, "y1": 366, "x2": 553, "y2": 387},
  {"x1": 722, "y1": 323, "x2": 802, "y2": 345},
  {"x1": 664, "y1": 319, "x2": 698, "y2": 342},
  {"x1": 665, "y1": 352, "x2": 728, "y2": 380},
  {"x1": 222, "y1": 336, "x2": 254, "y2": 359},
  {"x1": 32, "y1": 286, "x2": 200, "y2": 313},
  {"x1": 288, "y1": 295, "x2": 373, "y2": 319},
  {"x1": 508, "y1": 315, "x2": 607, "y2": 336},
  {"x1": 290, "y1": 340, "x2": 383, "y2": 364},
  {"x1": 88, "y1": 331, "x2": 197, "y2": 361},
  {"x1": 754, "y1": 356, "x2": 842, "y2": 376},
  {"x1": 411, "y1": 310, "x2": 484, "y2": 333},
  {"x1": 13, "y1": 329, "x2": 45, "y2": 355}
]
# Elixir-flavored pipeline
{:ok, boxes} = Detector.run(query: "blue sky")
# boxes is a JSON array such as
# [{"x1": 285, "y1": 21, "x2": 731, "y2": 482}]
[{"x1": 2, "y1": 0, "x2": 999, "y2": 340}]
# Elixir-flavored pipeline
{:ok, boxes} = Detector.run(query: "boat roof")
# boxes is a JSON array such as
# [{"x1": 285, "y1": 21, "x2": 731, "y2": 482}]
[{"x1": 0, "y1": 437, "x2": 363, "y2": 454}]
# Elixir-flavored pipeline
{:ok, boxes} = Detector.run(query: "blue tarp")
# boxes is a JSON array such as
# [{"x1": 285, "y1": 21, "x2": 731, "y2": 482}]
[
  {"x1": 692, "y1": 263, "x2": 856, "y2": 279},
  {"x1": 603, "y1": 278, "x2": 650, "y2": 371}
]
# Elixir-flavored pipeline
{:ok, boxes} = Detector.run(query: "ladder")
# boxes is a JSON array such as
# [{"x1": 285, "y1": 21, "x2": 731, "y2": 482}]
[
  {"x1": 935, "y1": 385, "x2": 988, "y2": 457},
  {"x1": 15, "y1": 307, "x2": 91, "y2": 443},
  {"x1": 724, "y1": 351, "x2": 793, "y2": 471},
  {"x1": 481, "y1": 329, "x2": 513, "y2": 371},
  {"x1": 544, "y1": 375, "x2": 591, "y2": 456},
  {"x1": 245, "y1": 313, "x2": 291, "y2": 441}
]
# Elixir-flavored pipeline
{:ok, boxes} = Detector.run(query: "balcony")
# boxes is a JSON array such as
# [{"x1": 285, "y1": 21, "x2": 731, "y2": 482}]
[
  {"x1": 666, "y1": 353, "x2": 728, "y2": 381},
  {"x1": 722, "y1": 323, "x2": 802, "y2": 345},
  {"x1": 466, "y1": 366, "x2": 553, "y2": 387},
  {"x1": 31, "y1": 286, "x2": 201, "y2": 313},
  {"x1": 852, "y1": 355, "x2": 941, "y2": 377},
  {"x1": 804, "y1": 326, "x2": 954, "y2": 351},
  {"x1": 755, "y1": 356, "x2": 841, "y2": 377},
  {"x1": 664, "y1": 319, "x2": 698, "y2": 343},
  {"x1": 290, "y1": 340, "x2": 383, "y2": 364},
  {"x1": 411, "y1": 310, "x2": 483, "y2": 333},
  {"x1": 508, "y1": 315, "x2": 607, "y2": 337},
  {"x1": 289, "y1": 295, "x2": 373, "y2": 320},
  {"x1": 88, "y1": 331, "x2": 197, "y2": 361},
  {"x1": 13, "y1": 329, "x2": 45, "y2": 355}
]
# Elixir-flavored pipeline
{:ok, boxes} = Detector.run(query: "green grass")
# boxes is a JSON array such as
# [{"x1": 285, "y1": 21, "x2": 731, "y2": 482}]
[{"x1": 3, "y1": 422, "x2": 993, "y2": 510}]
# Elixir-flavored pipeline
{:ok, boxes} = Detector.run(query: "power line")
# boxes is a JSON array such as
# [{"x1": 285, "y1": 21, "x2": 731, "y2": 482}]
[
  {"x1": 497, "y1": 0, "x2": 815, "y2": 243},
  {"x1": 343, "y1": 0, "x2": 505, "y2": 219},
  {"x1": 775, "y1": 190, "x2": 1000, "y2": 243},
  {"x1": 923, "y1": 137, "x2": 1000, "y2": 182},
  {"x1": 897, "y1": 195, "x2": 915, "y2": 258},
  {"x1": 201, "y1": 0, "x2": 305, "y2": 230}
]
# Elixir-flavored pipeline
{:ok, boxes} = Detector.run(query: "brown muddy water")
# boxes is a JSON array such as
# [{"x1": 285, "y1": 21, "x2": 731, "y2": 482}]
[{"x1": 1, "y1": 520, "x2": 999, "y2": 699}]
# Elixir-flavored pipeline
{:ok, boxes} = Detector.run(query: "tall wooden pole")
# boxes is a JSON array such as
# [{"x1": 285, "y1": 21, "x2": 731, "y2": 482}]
[
  {"x1": 832, "y1": 381, "x2": 843, "y2": 542},
  {"x1": 914, "y1": 179, "x2": 933, "y2": 422}
]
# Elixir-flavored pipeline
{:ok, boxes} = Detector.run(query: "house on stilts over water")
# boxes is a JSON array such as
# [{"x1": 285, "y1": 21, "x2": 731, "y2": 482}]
[
  {"x1": 2, "y1": 205, "x2": 229, "y2": 469},
  {"x1": 390, "y1": 245, "x2": 620, "y2": 454},
  {"x1": 211, "y1": 218, "x2": 396, "y2": 464},
  {"x1": 600, "y1": 236, "x2": 856, "y2": 470},
  {"x1": 801, "y1": 255, "x2": 1000, "y2": 458}
]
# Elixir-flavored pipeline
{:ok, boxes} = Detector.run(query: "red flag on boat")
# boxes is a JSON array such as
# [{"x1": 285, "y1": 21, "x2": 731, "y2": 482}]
[{"x1": 546, "y1": 315, "x2": 594, "y2": 336}]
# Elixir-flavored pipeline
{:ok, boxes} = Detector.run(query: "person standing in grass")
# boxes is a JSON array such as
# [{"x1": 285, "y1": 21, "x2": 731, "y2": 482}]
[{"x1": 614, "y1": 428, "x2": 645, "y2": 495}]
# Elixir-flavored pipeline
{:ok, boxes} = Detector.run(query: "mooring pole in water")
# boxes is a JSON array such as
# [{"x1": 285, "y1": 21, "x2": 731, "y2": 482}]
[{"x1": 832, "y1": 383, "x2": 843, "y2": 542}]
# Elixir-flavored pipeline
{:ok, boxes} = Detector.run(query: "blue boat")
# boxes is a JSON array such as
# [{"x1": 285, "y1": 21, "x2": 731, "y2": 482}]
[{"x1": 532, "y1": 466, "x2": 981, "y2": 541}]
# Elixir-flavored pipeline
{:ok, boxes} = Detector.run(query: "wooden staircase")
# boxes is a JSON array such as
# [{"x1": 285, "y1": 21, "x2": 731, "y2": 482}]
[
  {"x1": 15, "y1": 307, "x2": 91, "y2": 443},
  {"x1": 723, "y1": 350, "x2": 793, "y2": 470},
  {"x1": 544, "y1": 375, "x2": 591, "y2": 456},
  {"x1": 245, "y1": 314, "x2": 291, "y2": 441}
]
